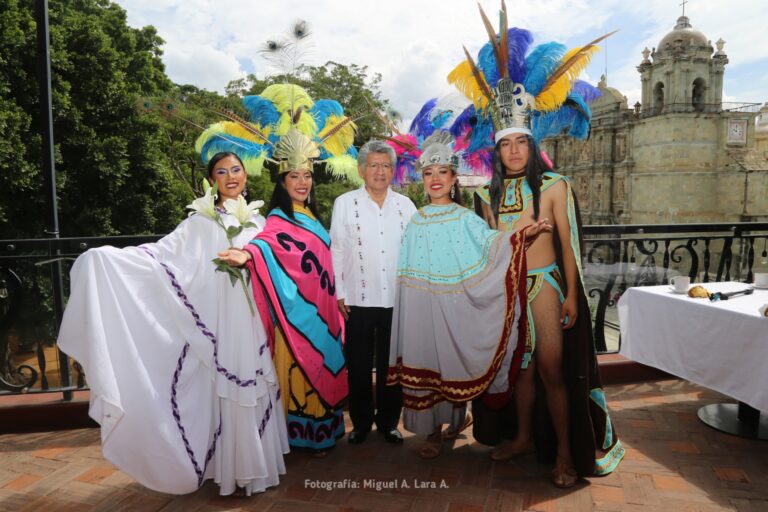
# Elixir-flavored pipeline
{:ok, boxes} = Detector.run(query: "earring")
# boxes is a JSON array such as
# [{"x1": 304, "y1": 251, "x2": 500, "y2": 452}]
[
  {"x1": 307, "y1": 195, "x2": 311, "y2": 204},
  {"x1": 242, "y1": 187, "x2": 248, "y2": 198},
  {"x1": 450, "y1": 187, "x2": 455, "y2": 200}
]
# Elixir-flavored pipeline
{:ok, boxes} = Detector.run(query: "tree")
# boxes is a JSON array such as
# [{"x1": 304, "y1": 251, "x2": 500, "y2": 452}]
[
  {"x1": 0, "y1": 0, "x2": 182, "y2": 239},
  {"x1": 0, "y1": 0, "x2": 185, "y2": 352},
  {"x1": 226, "y1": 61, "x2": 389, "y2": 148}
]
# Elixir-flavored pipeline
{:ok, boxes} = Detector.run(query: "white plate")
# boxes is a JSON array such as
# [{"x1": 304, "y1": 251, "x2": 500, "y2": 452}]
[{"x1": 668, "y1": 285, "x2": 689, "y2": 294}]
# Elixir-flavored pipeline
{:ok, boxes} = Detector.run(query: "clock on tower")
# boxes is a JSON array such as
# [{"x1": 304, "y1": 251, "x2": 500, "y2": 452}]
[{"x1": 727, "y1": 119, "x2": 747, "y2": 144}]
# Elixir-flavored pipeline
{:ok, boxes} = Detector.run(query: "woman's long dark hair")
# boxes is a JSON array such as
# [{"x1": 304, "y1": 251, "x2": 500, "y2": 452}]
[
  {"x1": 450, "y1": 179, "x2": 463, "y2": 206},
  {"x1": 266, "y1": 171, "x2": 320, "y2": 220},
  {"x1": 489, "y1": 135, "x2": 551, "y2": 221},
  {"x1": 447, "y1": 170, "x2": 463, "y2": 206}
]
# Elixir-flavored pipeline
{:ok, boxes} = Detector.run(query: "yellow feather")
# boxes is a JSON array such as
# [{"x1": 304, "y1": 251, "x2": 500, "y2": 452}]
[
  {"x1": 242, "y1": 153, "x2": 266, "y2": 177},
  {"x1": 535, "y1": 45, "x2": 599, "y2": 112},
  {"x1": 194, "y1": 123, "x2": 219, "y2": 154},
  {"x1": 326, "y1": 154, "x2": 363, "y2": 185},
  {"x1": 222, "y1": 121, "x2": 268, "y2": 142},
  {"x1": 318, "y1": 115, "x2": 356, "y2": 156},
  {"x1": 295, "y1": 110, "x2": 318, "y2": 138},
  {"x1": 275, "y1": 110, "x2": 317, "y2": 137},
  {"x1": 447, "y1": 60, "x2": 489, "y2": 109},
  {"x1": 259, "y1": 83, "x2": 314, "y2": 114}
]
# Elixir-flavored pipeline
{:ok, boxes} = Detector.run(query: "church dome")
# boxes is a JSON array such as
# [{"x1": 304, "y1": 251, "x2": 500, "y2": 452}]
[
  {"x1": 658, "y1": 16, "x2": 709, "y2": 51},
  {"x1": 601, "y1": 86, "x2": 626, "y2": 104},
  {"x1": 592, "y1": 75, "x2": 628, "y2": 109}
]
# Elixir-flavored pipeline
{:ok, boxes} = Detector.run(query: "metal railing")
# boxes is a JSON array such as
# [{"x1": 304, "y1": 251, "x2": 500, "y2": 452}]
[
  {"x1": 638, "y1": 101, "x2": 762, "y2": 117},
  {"x1": 582, "y1": 222, "x2": 768, "y2": 352},
  {"x1": 2, "y1": 223, "x2": 767, "y2": 398}
]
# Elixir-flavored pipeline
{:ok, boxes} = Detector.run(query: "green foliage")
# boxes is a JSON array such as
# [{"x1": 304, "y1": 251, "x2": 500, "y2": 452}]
[
  {"x1": 226, "y1": 61, "x2": 389, "y2": 147},
  {"x1": 402, "y1": 182, "x2": 429, "y2": 209},
  {"x1": 1, "y1": 0, "x2": 179, "y2": 349},
  {"x1": 0, "y1": 0, "x2": 392, "y2": 353},
  {"x1": 0, "y1": 0, "x2": 179, "y2": 238},
  {"x1": 461, "y1": 187, "x2": 473, "y2": 208},
  {"x1": 314, "y1": 179, "x2": 357, "y2": 228}
]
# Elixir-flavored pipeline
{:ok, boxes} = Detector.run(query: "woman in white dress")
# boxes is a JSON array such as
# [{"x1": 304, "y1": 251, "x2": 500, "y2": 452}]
[{"x1": 57, "y1": 151, "x2": 289, "y2": 496}]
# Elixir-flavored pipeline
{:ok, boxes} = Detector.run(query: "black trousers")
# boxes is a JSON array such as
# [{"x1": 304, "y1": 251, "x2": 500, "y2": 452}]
[{"x1": 344, "y1": 306, "x2": 402, "y2": 432}]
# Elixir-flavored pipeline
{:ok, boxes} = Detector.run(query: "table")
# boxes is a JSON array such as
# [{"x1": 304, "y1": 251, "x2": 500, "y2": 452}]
[{"x1": 618, "y1": 282, "x2": 768, "y2": 439}]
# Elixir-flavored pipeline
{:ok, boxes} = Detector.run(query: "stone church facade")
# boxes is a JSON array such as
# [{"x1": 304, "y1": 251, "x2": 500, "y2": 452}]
[{"x1": 540, "y1": 15, "x2": 768, "y2": 225}]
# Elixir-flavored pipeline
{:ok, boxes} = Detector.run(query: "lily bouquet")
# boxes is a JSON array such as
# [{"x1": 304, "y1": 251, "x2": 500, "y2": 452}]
[{"x1": 186, "y1": 181, "x2": 264, "y2": 315}]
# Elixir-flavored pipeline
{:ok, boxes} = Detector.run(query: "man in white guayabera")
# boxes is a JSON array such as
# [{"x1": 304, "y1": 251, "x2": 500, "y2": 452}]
[{"x1": 330, "y1": 140, "x2": 417, "y2": 445}]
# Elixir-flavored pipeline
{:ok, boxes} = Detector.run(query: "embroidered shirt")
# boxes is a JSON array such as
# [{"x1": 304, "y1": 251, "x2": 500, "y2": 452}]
[{"x1": 330, "y1": 186, "x2": 417, "y2": 307}]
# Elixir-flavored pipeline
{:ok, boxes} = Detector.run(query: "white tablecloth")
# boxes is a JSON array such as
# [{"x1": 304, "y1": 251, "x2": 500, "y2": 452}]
[{"x1": 618, "y1": 282, "x2": 768, "y2": 412}]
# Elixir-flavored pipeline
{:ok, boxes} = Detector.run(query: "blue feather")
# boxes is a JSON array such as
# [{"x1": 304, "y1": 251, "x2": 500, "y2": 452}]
[
  {"x1": 449, "y1": 105, "x2": 476, "y2": 138},
  {"x1": 200, "y1": 134, "x2": 266, "y2": 164},
  {"x1": 523, "y1": 41, "x2": 567, "y2": 96},
  {"x1": 571, "y1": 80, "x2": 602, "y2": 103},
  {"x1": 506, "y1": 28, "x2": 533, "y2": 83},
  {"x1": 310, "y1": 99, "x2": 345, "y2": 130},
  {"x1": 317, "y1": 146, "x2": 332, "y2": 160},
  {"x1": 242, "y1": 95, "x2": 280, "y2": 126},
  {"x1": 467, "y1": 113, "x2": 494, "y2": 153},
  {"x1": 408, "y1": 98, "x2": 438, "y2": 137},
  {"x1": 565, "y1": 93, "x2": 592, "y2": 139},
  {"x1": 431, "y1": 110, "x2": 453, "y2": 130},
  {"x1": 346, "y1": 145, "x2": 358, "y2": 158},
  {"x1": 531, "y1": 93, "x2": 592, "y2": 143},
  {"x1": 477, "y1": 42, "x2": 500, "y2": 87}
]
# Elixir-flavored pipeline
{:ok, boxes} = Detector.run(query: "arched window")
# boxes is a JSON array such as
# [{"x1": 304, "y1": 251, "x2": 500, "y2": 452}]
[
  {"x1": 653, "y1": 82, "x2": 665, "y2": 115},
  {"x1": 692, "y1": 78, "x2": 706, "y2": 112}
]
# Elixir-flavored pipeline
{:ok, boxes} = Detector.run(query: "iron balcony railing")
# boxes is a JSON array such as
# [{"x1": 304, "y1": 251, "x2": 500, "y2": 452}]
[{"x1": 2, "y1": 222, "x2": 767, "y2": 398}]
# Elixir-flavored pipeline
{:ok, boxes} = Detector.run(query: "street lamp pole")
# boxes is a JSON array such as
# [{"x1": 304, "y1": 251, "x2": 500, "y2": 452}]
[{"x1": 35, "y1": 0, "x2": 71, "y2": 399}]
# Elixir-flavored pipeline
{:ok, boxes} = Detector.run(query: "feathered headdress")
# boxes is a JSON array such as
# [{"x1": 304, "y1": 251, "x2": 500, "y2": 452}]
[
  {"x1": 194, "y1": 21, "x2": 361, "y2": 183},
  {"x1": 195, "y1": 83, "x2": 359, "y2": 180},
  {"x1": 448, "y1": 0, "x2": 614, "y2": 174},
  {"x1": 382, "y1": 95, "x2": 469, "y2": 184}
]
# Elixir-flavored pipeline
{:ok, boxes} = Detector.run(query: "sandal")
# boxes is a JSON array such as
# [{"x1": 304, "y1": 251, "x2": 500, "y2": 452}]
[
  {"x1": 443, "y1": 412, "x2": 473, "y2": 440},
  {"x1": 551, "y1": 459, "x2": 578, "y2": 488},
  {"x1": 418, "y1": 431, "x2": 442, "y2": 459},
  {"x1": 231, "y1": 486, "x2": 248, "y2": 498},
  {"x1": 489, "y1": 439, "x2": 535, "y2": 462}
]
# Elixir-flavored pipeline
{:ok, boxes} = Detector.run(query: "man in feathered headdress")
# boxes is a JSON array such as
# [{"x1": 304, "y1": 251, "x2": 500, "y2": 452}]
[{"x1": 448, "y1": 1, "x2": 624, "y2": 488}]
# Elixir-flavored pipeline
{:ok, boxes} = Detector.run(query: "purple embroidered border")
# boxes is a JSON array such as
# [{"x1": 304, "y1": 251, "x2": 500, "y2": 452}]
[
  {"x1": 142, "y1": 247, "x2": 267, "y2": 386},
  {"x1": 171, "y1": 342, "x2": 221, "y2": 487},
  {"x1": 146, "y1": 246, "x2": 277, "y2": 487}
]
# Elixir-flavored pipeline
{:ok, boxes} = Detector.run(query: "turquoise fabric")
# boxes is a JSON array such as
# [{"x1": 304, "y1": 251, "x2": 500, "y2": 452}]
[{"x1": 398, "y1": 203, "x2": 503, "y2": 286}]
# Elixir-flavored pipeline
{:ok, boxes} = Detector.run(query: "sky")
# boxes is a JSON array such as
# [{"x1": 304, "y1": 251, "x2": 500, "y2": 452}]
[{"x1": 113, "y1": 0, "x2": 768, "y2": 128}]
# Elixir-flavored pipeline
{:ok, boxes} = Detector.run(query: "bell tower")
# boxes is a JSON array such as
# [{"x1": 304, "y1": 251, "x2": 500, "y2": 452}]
[{"x1": 637, "y1": 14, "x2": 728, "y2": 116}]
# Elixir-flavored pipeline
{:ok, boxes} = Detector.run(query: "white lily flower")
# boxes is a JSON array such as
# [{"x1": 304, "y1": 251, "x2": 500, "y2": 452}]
[
  {"x1": 224, "y1": 195, "x2": 264, "y2": 225},
  {"x1": 186, "y1": 187, "x2": 217, "y2": 219}
]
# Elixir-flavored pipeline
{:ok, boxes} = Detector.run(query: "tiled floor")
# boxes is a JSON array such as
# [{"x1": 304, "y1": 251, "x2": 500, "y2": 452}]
[{"x1": 1, "y1": 379, "x2": 766, "y2": 511}]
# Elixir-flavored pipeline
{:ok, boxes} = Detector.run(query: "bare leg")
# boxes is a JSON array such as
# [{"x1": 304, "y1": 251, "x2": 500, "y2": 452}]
[
  {"x1": 490, "y1": 361, "x2": 536, "y2": 460},
  {"x1": 531, "y1": 283, "x2": 576, "y2": 487}
]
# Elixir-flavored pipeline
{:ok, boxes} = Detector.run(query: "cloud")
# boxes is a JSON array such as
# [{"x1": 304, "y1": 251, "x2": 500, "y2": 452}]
[
  {"x1": 114, "y1": 0, "x2": 768, "y2": 117},
  {"x1": 163, "y1": 44, "x2": 243, "y2": 92}
]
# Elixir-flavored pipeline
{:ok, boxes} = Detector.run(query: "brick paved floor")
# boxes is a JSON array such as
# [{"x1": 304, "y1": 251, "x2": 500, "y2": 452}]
[{"x1": 1, "y1": 379, "x2": 766, "y2": 511}]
